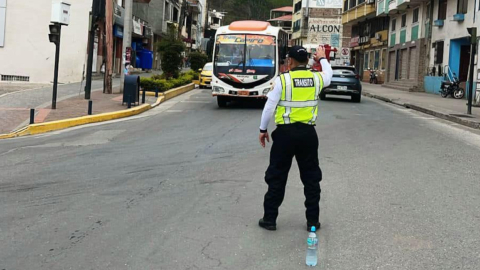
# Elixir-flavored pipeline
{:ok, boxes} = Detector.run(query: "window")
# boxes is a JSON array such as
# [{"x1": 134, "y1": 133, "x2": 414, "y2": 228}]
[
  {"x1": 457, "y1": 0, "x2": 468, "y2": 14},
  {"x1": 381, "y1": 49, "x2": 387, "y2": 70},
  {"x1": 364, "y1": 53, "x2": 369, "y2": 69},
  {"x1": 173, "y1": 8, "x2": 179, "y2": 22},
  {"x1": 165, "y1": 2, "x2": 170, "y2": 21},
  {"x1": 370, "y1": 51, "x2": 374, "y2": 70},
  {"x1": 391, "y1": 19, "x2": 396, "y2": 31},
  {"x1": 349, "y1": 0, "x2": 356, "y2": 9},
  {"x1": 434, "y1": 41, "x2": 444, "y2": 64},
  {"x1": 0, "y1": 0, "x2": 5, "y2": 47},
  {"x1": 438, "y1": 0, "x2": 447, "y2": 20},
  {"x1": 401, "y1": 14, "x2": 407, "y2": 28},
  {"x1": 294, "y1": 1, "x2": 302, "y2": 13},
  {"x1": 358, "y1": 0, "x2": 365, "y2": 4},
  {"x1": 374, "y1": 50, "x2": 380, "y2": 69},
  {"x1": 413, "y1": 8, "x2": 419, "y2": 23},
  {"x1": 426, "y1": 4, "x2": 431, "y2": 19},
  {"x1": 344, "y1": 0, "x2": 348, "y2": 11}
]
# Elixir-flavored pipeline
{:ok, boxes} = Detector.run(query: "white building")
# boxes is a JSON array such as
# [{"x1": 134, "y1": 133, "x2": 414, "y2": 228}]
[
  {"x1": 0, "y1": 0, "x2": 91, "y2": 84},
  {"x1": 425, "y1": 0, "x2": 480, "y2": 96}
]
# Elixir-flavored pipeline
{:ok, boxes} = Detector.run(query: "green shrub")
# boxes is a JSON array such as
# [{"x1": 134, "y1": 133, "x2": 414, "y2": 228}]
[
  {"x1": 189, "y1": 52, "x2": 208, "y2": 71},
  {"x1": 141, "y1": 72, "x2": 195, "y2": 93},
  {"x1": 156, "y1": 25, "x2": 185, "y2": 79}
]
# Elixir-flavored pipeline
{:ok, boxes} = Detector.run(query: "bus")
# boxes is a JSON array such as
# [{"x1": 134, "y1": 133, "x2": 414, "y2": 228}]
[{"x1": 211, "y1": 21, "x2": 289, "y2": 107}]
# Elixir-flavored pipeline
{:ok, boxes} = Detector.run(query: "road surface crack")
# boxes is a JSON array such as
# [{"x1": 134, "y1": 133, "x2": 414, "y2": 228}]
[{"x1": 201, "y1": 241, "x2": 222, "y2": 267}]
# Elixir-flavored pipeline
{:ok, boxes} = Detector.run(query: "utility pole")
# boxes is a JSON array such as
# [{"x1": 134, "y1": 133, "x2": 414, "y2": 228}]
[
  {"x1": 105, "y1": 0, "x2": 114, "y2": 94},
  {"x1": 85, "y1": 0, "x2": 105, "y2": 99},
  {"x1": 467, "y1": 27, "x2": 477, "y2": 115},
  {"x1": 120, "y1": 0, "x2": 133, "y2": 93},
  {"x1": 49, "y1": 24, "x2": 62, "y2": 109}
]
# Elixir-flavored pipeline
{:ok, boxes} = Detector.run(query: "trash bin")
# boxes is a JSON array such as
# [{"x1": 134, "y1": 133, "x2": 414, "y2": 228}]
[{"x1": 123, "y1": 75, "x2": 140, "y2": 106}]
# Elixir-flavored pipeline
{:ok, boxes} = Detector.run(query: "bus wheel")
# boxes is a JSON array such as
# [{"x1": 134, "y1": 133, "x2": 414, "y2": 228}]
[{"x1": 217, "y1": 96, "x2": 228, "y2": 108}]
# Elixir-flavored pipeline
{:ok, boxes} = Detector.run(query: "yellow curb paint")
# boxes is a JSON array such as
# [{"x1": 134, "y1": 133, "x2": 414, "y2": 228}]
[{"x1": 0, "y1": 83, "x2": 196, "y2": 139}]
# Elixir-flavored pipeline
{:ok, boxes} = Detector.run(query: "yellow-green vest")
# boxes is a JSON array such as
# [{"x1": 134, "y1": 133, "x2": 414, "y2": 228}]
[{"x1": 275, "y1": 69, "x2": 324, "y2": 125}]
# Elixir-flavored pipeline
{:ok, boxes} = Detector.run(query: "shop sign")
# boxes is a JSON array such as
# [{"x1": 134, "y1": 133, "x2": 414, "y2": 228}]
[
  {"x1": 125, "y1": 47, "x2": 132, "y2": 63},
  {"x1": 133, "y1": 19, "x2": 143, "y2": 35},
  {"x1": 114, "y1": 25, "x2": 123, "y2": 38},
  {"x1": 302, "y1": 0, "x2": 343, "y2": 9},
  {"x1": 349, "y1": 36, "x2": 359, "y2": 47},
  {"x1": 114, "y1": 5, "x2": 124, "y2": 26},
  {"x1": 307, "y1": 18, "x2": 342, "y2": 45}
]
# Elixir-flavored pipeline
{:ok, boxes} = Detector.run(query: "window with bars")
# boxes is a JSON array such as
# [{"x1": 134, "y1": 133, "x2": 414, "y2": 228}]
[{"x1": 1, "y1": 75, "x2": 30, "y2": 82}]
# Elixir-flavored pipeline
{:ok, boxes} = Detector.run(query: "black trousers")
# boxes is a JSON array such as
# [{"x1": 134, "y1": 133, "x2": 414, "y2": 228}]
[{"x1": 263, "y1": 123, "x2": 322, "y2": 223}]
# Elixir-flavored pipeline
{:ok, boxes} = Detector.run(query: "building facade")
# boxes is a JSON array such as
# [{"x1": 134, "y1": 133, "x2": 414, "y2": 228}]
[
  {"x1": 292, "y1": 0, "x2": 349, "y2": 66},
  {"x1": 343, "y1": 0, "x2": 389, "y2": 83},
  {"x1": 377, "y1": 0, "x2": 430, "y2": 91},
  {"x1": 0, "y1": 0, "x2": 92, "y2": 84},
  {"x1": 424, "y1": 0, "x2": 479, "y2": 96}
]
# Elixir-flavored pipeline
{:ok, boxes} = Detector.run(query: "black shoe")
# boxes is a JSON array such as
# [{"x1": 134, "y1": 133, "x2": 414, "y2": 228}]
[
  {"x1": 307, "y1": 222, "x2": 321, "y2": 232},
  {"x1": 259, "y1": 218, "x2": 277, "y2": 231}
]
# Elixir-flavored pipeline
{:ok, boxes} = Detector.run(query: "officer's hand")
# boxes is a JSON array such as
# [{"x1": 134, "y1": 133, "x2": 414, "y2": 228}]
[
  {"x1": 259, "y1": 132, "x2": 270, "y2": 148},
  {"x1": 314, "y1": 45, "x2": 326, "y2": 61}
]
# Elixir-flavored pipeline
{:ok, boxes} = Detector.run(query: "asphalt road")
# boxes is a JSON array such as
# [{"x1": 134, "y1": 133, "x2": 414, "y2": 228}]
[{"x1": 1, "y1": 89, "x2": 480, "y2": 270}]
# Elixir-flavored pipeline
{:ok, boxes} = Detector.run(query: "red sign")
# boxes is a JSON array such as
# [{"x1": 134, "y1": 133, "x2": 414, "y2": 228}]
[{"x1": 349, "y1": 37, "x2": 359, "y2": 47}]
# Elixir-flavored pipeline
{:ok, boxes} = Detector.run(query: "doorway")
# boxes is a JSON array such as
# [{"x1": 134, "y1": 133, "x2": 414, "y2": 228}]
[{"x1": 458, "y1": 45, "x2": 470, "y2": 83}]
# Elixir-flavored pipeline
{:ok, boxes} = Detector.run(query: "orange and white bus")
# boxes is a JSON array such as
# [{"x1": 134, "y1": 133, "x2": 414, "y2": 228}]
[{"x1": 211, "y1": 21, "x2": 289, "y2": 107}]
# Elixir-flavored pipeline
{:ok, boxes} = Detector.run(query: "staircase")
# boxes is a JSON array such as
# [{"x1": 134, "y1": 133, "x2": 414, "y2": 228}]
[{"x1": 382, "y1": 80, "x2": 421, "y2": 92}]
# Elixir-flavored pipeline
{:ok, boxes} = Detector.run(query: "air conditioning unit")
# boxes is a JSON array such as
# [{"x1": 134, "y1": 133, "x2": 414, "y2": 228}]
[
  {"x1": 375, "y1": 33, "x2": 381, "y2": 40},
  {"x1": 366, "y1": 0, "x2": 375, "y2": 4}
]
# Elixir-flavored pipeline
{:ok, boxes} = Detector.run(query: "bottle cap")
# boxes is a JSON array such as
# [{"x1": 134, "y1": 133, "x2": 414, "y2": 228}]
[{"x1": 311, "y1": 226, "x2": 316, "y2": 232}]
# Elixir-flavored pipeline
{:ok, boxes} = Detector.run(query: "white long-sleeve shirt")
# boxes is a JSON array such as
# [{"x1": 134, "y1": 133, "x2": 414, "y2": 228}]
[{"x1": 259, "y1": 59, "x2": 333, "y2": 131}]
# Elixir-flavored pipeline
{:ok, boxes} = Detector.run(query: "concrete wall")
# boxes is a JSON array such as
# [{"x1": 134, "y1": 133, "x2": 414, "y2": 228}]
[
  {"x1": 133, "y1": 0, "x2": 165, "y2": 36},
  {"x1": 0, "y1": 0, "x2": 91, "y2": 84}
]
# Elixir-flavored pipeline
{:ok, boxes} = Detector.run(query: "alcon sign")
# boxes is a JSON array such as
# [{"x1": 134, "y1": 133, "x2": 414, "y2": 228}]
[{"x1": 309, "y1": 24, "x2": 341, "y2": 33}]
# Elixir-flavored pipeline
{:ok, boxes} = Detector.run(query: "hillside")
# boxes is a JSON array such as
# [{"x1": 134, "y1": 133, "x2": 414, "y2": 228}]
[{"x1": 208, "y1": 0, "x2": 293, "y2": 24}]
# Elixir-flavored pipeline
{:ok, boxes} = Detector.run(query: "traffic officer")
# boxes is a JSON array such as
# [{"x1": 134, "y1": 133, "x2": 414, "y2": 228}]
[{"x1": 258, "y1": 45, "x2": 332, "y2": 231}]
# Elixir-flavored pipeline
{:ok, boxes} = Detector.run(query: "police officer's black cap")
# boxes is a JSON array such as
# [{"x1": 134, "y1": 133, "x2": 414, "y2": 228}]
[{"x1": 288, "y1": 46, "x2": 308, "y2": 62}]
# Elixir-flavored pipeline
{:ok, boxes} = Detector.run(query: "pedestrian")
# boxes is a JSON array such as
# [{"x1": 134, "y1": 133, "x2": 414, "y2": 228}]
[{"x1": 258, "y1": 45, "x2": 333, "y2": 232}]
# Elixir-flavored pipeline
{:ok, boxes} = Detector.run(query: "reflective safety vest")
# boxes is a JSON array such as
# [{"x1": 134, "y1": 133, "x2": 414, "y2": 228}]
[{"x1": 275, "y1": 69, "x2": 324, "y2": 125}]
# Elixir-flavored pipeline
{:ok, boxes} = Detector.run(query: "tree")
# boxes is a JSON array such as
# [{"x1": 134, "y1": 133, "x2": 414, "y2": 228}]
[
  {"x1": 157, "y1": 25, "x2": 185, "y2": 79},
  {"x1": 189, "y1": 52, "x2": 208, "y2": 71}
]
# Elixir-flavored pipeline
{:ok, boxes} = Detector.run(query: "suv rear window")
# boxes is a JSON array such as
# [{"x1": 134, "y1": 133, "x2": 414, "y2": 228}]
[{"x1": 332, "y1": 69, "x2": 355, "y2": 75}]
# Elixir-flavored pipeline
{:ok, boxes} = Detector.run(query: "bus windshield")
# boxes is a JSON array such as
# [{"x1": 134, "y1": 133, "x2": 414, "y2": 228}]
[{"x1": 214, "y1": 34, "x2": 276, "y2": 86}]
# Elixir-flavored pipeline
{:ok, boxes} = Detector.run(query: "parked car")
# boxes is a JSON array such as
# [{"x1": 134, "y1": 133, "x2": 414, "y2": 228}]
[
  {"x1": 320, "y1": 66, "x2": 362, "y2": 103},
  {"x1": 198, "y1": 63, "x2": 213, "y2": 89}
]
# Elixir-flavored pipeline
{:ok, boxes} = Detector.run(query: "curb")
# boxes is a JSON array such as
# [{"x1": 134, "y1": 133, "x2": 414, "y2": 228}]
[
  {"x1": 0, "y1": 83, "x2": 195, "y2": 139},
  {"x1": 362, "y1": 91, "x2": 480, "y2": 130}
]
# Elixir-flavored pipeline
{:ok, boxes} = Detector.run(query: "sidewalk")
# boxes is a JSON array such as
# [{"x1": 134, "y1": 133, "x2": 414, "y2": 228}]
[
  {"x1": 0, "y1": 69, "x2": 192, "y2": 134},
  {"x1": 363, "y1": 84, "x2": 480, "y2": 129}
]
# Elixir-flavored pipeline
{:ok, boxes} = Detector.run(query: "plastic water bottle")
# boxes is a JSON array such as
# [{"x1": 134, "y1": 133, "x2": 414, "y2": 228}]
[{"x1": 306, "y1": 226, "x2": 318, "y2": 266}]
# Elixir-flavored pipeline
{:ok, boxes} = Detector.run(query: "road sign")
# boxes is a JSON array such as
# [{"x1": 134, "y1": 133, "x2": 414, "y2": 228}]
[{"x1": 341, "y1": 48, "x2": 350, "y2": 56}]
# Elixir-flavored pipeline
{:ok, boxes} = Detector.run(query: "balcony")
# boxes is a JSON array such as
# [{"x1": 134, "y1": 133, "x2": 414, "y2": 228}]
[{"x1": 342, "y1": 3, "x2": 376, "y2": 25}]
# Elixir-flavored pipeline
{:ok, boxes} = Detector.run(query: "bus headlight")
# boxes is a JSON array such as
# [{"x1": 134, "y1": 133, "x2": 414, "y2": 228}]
[
  {"x1": 213, "y1": 86, "x2": 225, "y2": 93},
  {"x1": 263, "y1": 88, "x2": 271, "y2": 95}
]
